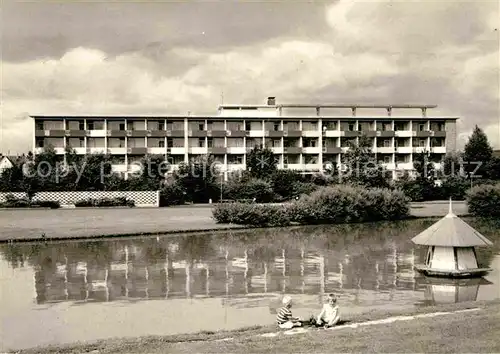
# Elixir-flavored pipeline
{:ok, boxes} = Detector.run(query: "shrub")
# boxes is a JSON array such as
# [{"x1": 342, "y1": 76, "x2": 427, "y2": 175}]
[
  {"x1": 35, "y1": 200, "x2": 61, "y2": 209},
  {"x1": 212, "y1": 203, "x2": 292, "y2": 227},
  {"x1": 440, "y1": 177, "x2": 470, "y2": 200},
  {"x1": 212, "y1": 185, "x2": 410, "y2": 226},
  {"x1": 74, "y1": 197, "x2": 135, "y2": 207},
  {"x1": 466, "y1": 183, "x2": 500, "y2": 217},
  {"x1": 159, "y1": 183, "x2": 186, "y2": 206},
  {"x1": 223, "y1": 178, "x2": 275, "y2": 203}
]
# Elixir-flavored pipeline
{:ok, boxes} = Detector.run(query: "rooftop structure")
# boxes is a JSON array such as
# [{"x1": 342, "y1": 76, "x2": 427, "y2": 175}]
[{"x1": 412, "y1": 200, "x2": 493, "y2": 278}]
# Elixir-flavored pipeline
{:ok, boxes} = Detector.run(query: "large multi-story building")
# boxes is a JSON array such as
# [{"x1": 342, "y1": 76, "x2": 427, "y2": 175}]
[{"x1": 31, "y1": 97, "x2": 458, "y2": 179}]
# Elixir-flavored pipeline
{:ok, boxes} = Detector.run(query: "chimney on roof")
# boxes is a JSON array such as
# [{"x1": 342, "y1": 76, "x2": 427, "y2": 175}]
[{"x1": 267, "y1": 96, "x2": 276, "y2": 105}]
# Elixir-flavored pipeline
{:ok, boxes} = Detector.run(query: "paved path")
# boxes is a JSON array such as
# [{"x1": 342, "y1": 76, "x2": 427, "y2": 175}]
[{"x1": 0, "y1": 201, "x2": 468, "y2": 242}]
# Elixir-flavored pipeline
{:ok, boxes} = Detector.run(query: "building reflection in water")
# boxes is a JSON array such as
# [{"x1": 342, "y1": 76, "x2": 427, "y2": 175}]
[{"x1": 3, "y1": 220, "x2": 495, "y2": 307}]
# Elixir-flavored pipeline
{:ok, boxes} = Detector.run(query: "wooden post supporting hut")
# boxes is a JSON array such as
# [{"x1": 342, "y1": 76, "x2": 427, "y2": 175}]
[{"x1": 412, "y1": 199, "x2": 493, "y2": 278}]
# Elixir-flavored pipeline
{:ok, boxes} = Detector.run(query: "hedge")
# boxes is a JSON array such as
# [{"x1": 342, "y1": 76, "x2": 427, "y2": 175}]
[
  {"x1": 74, "y1": 197, "x2": 135, "y2": 208},
  {"x1": 466, "y1": 183, "x2": 500, "y2": 217},
  {"x1": 212, "y1": 185, "x2": 410, "y2": 227},
  {"x1": 0, "y1": 195, "x2": 60, "y2": 209}
]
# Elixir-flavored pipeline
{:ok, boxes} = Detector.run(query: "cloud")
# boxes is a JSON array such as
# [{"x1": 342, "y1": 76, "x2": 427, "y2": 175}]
[{"x1": 1, "y1": 0, "x2": 498, "y2": 154}]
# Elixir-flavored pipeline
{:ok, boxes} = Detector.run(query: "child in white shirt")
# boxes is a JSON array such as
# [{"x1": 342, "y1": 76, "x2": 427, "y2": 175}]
[{"x1": 316, "y1": 293, "x2": 341, "y2": 328}]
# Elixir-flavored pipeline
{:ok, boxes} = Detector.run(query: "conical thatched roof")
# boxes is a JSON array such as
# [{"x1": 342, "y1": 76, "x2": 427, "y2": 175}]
[{"x1": 411, "y1": 200, "x2": 493, "y2": 247}]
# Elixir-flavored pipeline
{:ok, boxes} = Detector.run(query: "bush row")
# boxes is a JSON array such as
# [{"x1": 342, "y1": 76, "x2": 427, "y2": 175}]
[
  {"x1": 212, "y1": 185, "x2": 410, "y2": 227},
  {"x1": 466, "y1": 183, "x2": 500, "y2": 217},
  {"x1": 74, "y1": 197, "x2": 135, "y2": 208},
  {"x1": 0, "y1": 195, "x2": 60, "y2": 209}
]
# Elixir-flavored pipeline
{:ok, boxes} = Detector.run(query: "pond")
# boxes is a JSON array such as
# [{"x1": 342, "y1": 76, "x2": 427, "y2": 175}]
[{"x1": 1, "y1": 218, "x2": 499, "y2": 351}]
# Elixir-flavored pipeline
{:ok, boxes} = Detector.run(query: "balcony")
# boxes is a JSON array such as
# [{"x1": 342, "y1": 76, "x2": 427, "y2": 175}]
[
  {"x1": 127, "y1": 147, "x2": 148, "y2": 155},
  {"x1": 65, "y1": 130, "x2": 86, "y2": 137},
  {"x1": 270, "y1": 147, "x2": 284, "y2": 154},
  {"x1": 323, "y1": 130, "x2": 342, "y2": 137},
  {"x1": 265, "y1": 130, "x2": 284, "y2": 138},
  {"x1": 302, "y1": 130, "x2": 320, "y2": 137},
  {"x1": 433, "y1": 131, "x2": 446, "y2": 137},
  {"x1": 227, "y1": 164, "x2": 245, "y2": 172},
  {"x1": 70, "y1": 147, "x2": 86, "y2": 154},
  {"x1": 414, "y1": 130, "x2": 432, "y2": 137},
  {"x1": 208, "y1": 147, "x2": 227, "y2": 154},
  {"x1": 304, "y1": 164, "x2": 321, "y2": 171},
  {"x1": 127, "y1": 130, "x2": 149, "y2": 137},
  {"x1": 283, "y1": 130, "x2": 302, "y2": 137},
  {"x1": 341, "y1": 131, "x2": 361, "y2": 138},
  {"x1": 111, "y1": 164, "x2": 128, "y2": 173},
  {"x1": 381, "y1": 163, "x2": 396, "y2": 170},
  {"x1": 169, "y1": 147, "x2": 185, "y2": 155},
  {"x1": 376, "y1": 147, "x2": 395, "y2": 154},
  {"x1": 227, "y1": 130, "x2": 246, "y2": 137},
  {"x1": 247, "y1": 130, "x2": 264, "y2": 137},
  {"x1": 207, "y1": 130, "x2": 226, "y2": 137},
  {"x1": 189, "y1": 130, "x2": 208, "y2": 138},
  {"x1": 395, "y1": 130, "x2": 413, "y2": 137},
  {"x1": 108, "y1": 130, "x2": 127, "y2": 137},
  {"x1": 168, "y1": 130, "x2": 186, "y2": 138},
  {"x1": 107, "y1": 147, "x2": 127, "y2": 154},
  {"x1": 377, "y1": 131, "x2": 396, "y2": 137},
  {"x1": 412, "y1": 147, "x2": 428, "y2": 154},
  {"x1": 47, "y1": 130, "x2": 66, "y2": 137},
  {"x1": 227, "y1": 147, "x2": 245, "y2": 154},
  {"x1": 284, "y1": 147, "x2": 302, "y2": 154},
  {"x1": 396, "y1": 162, "x2": 413, "y2": 170},
  {"x1": 87, "y1": 147, "x2": 106, "y2": 154},
  {"x1": 285, "y1": 164, "x2": 304, "y2": 170},
  {"x1": 431, "y1": 146, "x2": 446, "y2": 154},
  {"x1": 149, "y1": 130, "x2": 168, "y2": 137},
  {"x1": 395, "y1": 147, "x2": 412, "y2": 154},
  {"x1": 322, "y1": 147, "x2": 342, "y2": 154},
  {"x1": 302, "y1": 147, "x2": 321, "y2": 154},
  {"x1": 87, "y1": 130, "x2": 107, "y2": 137},
  {"x1": 148, "y1": 147, "x2": 166, "y2": 155},
  {"x1": 188, "y1": 147, "x2": 208, "y2": 154}
]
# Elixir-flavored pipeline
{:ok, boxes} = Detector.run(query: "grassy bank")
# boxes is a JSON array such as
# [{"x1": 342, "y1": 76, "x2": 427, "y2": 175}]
[
  {"x1": 0, "y1": 201, "x2": 469, "y2": 242},
  {"x1": 16, "y1": 300, "x2": 500, "y2": 354}
]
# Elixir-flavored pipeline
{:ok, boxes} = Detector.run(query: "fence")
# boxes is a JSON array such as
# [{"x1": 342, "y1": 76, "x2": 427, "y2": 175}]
[{"x1": 0, "y1": 191, "x2": 160, "y2": 207}]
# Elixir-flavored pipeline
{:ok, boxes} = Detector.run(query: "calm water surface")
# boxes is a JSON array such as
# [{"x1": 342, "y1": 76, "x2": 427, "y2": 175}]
[{"x1": 1, "y1": 218, "x2": 500, "y2": 351}]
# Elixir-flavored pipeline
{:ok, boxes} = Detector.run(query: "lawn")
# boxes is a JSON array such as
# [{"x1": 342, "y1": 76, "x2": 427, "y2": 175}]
[{"x1": 17, "y1": 300, "x2": 499, "y2": 354}]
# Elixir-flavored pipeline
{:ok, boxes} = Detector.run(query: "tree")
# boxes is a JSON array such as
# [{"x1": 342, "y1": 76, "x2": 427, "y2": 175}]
[
  {"x1": 463, "y1": 125, "x2": 493, "y2": 179},
  {"x1": 412, "y1": 150, "x2": 439, "y2": 201},
  {"x1": 341, "y1": 135, "x2": 391, "y2": 188},
  {"x1": 246, "y1": 146, "x2": 277, "y2": 179},
  {"x1": 173, "y1": 155, "x2": 219, "y2": 203},
  {"x1": 485, "y1": 156, "x2": 500, "y2": 180}
]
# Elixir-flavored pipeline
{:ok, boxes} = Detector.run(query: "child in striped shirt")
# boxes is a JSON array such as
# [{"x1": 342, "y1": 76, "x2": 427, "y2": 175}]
[{"x1": 276, "y1": 295, "x2": 302, "y2": 329}]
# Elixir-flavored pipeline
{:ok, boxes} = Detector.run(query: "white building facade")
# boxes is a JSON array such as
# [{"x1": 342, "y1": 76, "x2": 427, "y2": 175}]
[{"x1": 31, "y1": 97, "x2": 458, "y2": 179}]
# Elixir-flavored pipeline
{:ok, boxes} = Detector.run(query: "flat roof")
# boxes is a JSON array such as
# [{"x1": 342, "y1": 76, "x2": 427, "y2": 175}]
[
  {"x1": 30, "y1": 115, "x2": 459, "y2": 120},
  {"x1": 219, "y1": 104, "x2": 439, "y2": 109}
]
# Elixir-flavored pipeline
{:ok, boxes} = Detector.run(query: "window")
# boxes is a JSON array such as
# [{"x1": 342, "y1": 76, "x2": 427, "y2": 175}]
[
  {"x1": 36, "y1": 138, "x2": 44, "y2": 147},
  {"x1": 384, "y1": 155, "x2": 391, "y2": 163},
  {"x1": 384, "y1": 140, "x2": 391, "y2": 147},
  {"x1": 159, "y1": 140, "x2": 165, "y2": 148},
  {"x1": 167, "y1": 139, "x2": 173, "y2": 148},
  {"x1": 119, "y1": 138, "x2": 125, "y2": 148},
  {"x1": 199, "y1": 123, "x2": 204, "y2": 131},
  {"x1": 87, "y1": 121, "x2": 94, "y2": 130},
  {"x1": 36, "y1": 122, "x2": 44, "y2": 130},
  {"x1": 119, "y1": 123, "x2": 125, "y2": 131},
  {"x1": 245, "y1": 122, "x2": 251, "y2": 131},
  {"x1": 272, "y1": 139, "x2": 281, "y2": 148},
  {"x1": 207, "y1": 138, "x2": 213, "y2": 148},
  {"x1": 79, "y1": 121, "x2": 85, "y2": 130},
  {"x1": 198, "y1": 138, "x2": 205, "y2": 148},
  {"x1": 419, "y1": 124, "x2": 425, "y2": 131},
  {"x1": 273, "y1": 123, "x2": 280, "y2": 131},
  {"x1": 348, "y1": 123, "x2": 355, "y2": 131}
]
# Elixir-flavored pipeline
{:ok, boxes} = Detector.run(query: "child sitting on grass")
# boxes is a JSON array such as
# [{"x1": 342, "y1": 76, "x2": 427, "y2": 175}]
[
  {"x1": 314, "y1": 293, "x2": 341, "y2": 328},
  {"x1": 276, "y1": 295, "x2": 303, "y2": 329}
]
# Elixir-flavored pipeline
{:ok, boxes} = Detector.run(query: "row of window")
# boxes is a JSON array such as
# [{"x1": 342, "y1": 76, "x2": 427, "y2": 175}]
[
  {"x1": 110, "y1": 153, "x2": 446, "y2": 165},
  {"x1": 36, "y1": 137, "x2": 446, "y2": 149},
  {"x1": 35, "y1": 120, "x2": 447, "y2": 132}
]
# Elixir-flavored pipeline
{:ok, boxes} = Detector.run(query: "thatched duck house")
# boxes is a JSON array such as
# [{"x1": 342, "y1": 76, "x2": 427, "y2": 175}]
[{"x1": 412, "y1": 200, "x2": 493, "y2": 278}]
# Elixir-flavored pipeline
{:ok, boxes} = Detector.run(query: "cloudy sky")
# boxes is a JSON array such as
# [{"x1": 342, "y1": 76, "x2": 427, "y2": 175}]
[{"x1": 1, "y1": 0, "x2": 499, "y2": 154}]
